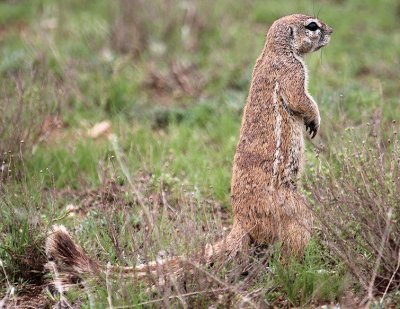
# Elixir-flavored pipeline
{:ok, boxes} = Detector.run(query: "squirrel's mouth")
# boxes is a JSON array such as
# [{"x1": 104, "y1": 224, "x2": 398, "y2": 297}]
[{"x1": 315, "y1": 36, "x2": 331, "y2": 50}]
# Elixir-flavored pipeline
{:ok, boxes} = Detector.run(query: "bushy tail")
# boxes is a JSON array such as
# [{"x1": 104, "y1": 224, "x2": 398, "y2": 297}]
[
  {"x1": 45, "y1": 225, "x2": 193, "y2": 290},
  {"x1": 45, "y1": 225, "x2": 102, "y2": 289},
  {"x1": 45, "y1": 223, "x2": 250, "y2": 293}
]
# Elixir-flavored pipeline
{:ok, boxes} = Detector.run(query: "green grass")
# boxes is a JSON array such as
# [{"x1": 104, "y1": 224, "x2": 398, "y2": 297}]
[
  {"x1": 270, "y1": 240, "x2": 347, "y2": 307},
  {"x1": 0, "y1": 0, "x2": 399, "y2": 307}
]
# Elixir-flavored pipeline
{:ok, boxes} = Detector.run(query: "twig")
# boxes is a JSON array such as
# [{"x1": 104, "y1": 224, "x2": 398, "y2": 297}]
[
  {"x1": 106, "y1": 262, "x2": 114, "y2": 309},
  {"x1": 185, "y1": 260, "x2": 260, "y2": 308},
  {"x1": 110, "y1": 134, "x2": 154, "y2": 234},
  {"x1": 363, "y1": 207, "x2": 393, "y2": 306},
  {"x1": 47, "y1": 261, "x2": 73, "y2": 308},
  {"x1": 113, "y1": 287, "x2": 230, "y2": 308},
  {"x1": 0, "y1": 259, "x2": 15, "y2": 309},
  {"x1": 380, "y1": 249, "x2": 400, "y2": 306}
]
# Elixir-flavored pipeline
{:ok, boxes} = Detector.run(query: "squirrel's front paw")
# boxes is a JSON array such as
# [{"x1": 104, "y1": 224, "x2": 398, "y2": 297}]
[{"x1": 305, "y1": 118, "x2": 319, "y2": 139}]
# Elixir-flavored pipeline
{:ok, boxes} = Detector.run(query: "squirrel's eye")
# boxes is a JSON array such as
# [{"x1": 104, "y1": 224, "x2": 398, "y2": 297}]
[{"x1": 305, "y1": 22, "x2": 319, "y2": 31}]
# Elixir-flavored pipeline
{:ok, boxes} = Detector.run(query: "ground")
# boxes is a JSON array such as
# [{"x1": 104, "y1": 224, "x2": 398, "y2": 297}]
[{"x1": 1, "y1": 0, "x2": 400, "y2": 307}]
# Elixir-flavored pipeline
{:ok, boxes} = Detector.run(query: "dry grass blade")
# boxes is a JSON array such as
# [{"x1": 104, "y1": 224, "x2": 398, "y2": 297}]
[{"x1": 307, "y1": 124, "x2": 400, "y2": 300}]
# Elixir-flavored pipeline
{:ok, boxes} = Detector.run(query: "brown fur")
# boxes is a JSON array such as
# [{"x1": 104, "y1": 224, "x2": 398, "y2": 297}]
[
  {"x1": 210, "y1": 14, "x2": 332, "y2": 258},
  {"x1": 45, "y1": 14, "x2": 332, "y2": 289}
]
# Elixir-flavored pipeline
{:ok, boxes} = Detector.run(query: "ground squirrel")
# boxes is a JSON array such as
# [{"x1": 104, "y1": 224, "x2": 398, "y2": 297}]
[
  {"x1": 210, "y1": 14, "x2": 332, "y2": 260},
  {"x1": 46, "y1": 14, "x2": 332, "y2": 288}
]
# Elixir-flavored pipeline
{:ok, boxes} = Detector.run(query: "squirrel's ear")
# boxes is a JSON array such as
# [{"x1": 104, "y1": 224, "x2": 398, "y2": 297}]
[{"x1": 288, "y1": 26, "x2": 294, "y2": 38}]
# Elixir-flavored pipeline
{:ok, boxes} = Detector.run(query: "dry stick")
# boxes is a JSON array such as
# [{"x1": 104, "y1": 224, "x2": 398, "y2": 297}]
[
  {"x1": 363, "y1": 207, "x2": 393, "y2": 306},
  {"x1": 317, "y1": 187, "x2": 383, "y2": 255},
  {"x1": 0, "y1": 259, "x2": 15, "y2": 309},
  {"x1": 111, "y1": 134, "x2": 171, "y2": 275},
  {"x1": 83, "y1": 281, "x2": 95, "y2": 309},
  {"x1": 113, "y1": 288, "x2": 230, "y2": 308},
  {"x1": 106, "y1": 262, "x2": 114, "y2": 309},
  {"x1": 185, "y1": 260, "x2": 259, "y2": 309},
  {"x1": 168, "y1": 274, "x2": 188, "y2": 309},
  {"x1": 111, "y1": 135, "x2": 202, "y2": 305},
  {"x1": 0, "y1": 293, "x2": 9, "y2": 309},
  {"x1": 238, "y1": 287, "x2": 265, "y2": 308},
  {"x1": 47, "y1": 261, "x2": 73, "y2": 309},
  {"x1": 110, "y1": 135, "x2": 153, "y2": 231},
  {"x1": 318, "y1": 222, "x2": 370, "y2": 291},
  {"x1": 111, "y1": 135, "x2": 260, "y2": 306},
  {"x1": 380, "y1": 249, "x2": 400, "y2": 306}
]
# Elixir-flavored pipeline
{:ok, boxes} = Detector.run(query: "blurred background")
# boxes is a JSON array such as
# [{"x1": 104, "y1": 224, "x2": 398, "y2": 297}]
[
  {"x1": 0, "y1": 0, "x2": 400, "y2": 307},
  {"x1": 1, "y1": 0, "x2": 399, "y2": 194}
]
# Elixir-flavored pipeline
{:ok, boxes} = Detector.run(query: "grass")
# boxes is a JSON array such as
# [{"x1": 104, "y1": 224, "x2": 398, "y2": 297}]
[
  {"x1": 0, "y1": 0, "x2": 399, "y2": 307},
  {"x1": 271, "y1": 240, "x2": 347, "y2": 307}
]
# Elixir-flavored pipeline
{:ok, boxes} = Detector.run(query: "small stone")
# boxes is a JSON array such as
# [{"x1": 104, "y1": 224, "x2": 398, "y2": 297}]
[{"x1": 87, "y1": 121, "x2": 112, "y2": 139}]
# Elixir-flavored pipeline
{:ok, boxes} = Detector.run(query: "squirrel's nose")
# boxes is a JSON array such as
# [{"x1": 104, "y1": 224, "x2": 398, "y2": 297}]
[{"x1": 326, "y1": 27, "x2": 333, "y2": 35}]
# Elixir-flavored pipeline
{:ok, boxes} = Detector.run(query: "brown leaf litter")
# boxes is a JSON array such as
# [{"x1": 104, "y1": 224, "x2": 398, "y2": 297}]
[{"x1": 143, "y1": 60, "x2": 205, "y2": 105}]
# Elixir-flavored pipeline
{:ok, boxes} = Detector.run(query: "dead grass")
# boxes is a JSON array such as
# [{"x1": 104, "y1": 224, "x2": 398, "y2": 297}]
[
  {"x1": 1, "y1": 0, "x2": 400, "y2": 306},
  {"x1": 111, "y1": 0, "x2": 212, "y2": 57},
  {"x1": 143, "y1": 60, "x2": 205, "y2": 104},
  {"x1": 0, "y1": 71, "x2": 62, "y2": 179},
  {"x1": 306, "y1": 119, "x2": 400, "y2": 304}
]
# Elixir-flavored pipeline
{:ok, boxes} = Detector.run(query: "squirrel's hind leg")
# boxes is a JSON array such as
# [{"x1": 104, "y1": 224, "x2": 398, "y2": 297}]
[
  {"x1": 205, "y1": 222, "x2": 251, "y2": 265},
  {"x1": 278, "y1": 192, "x2": 313, "y2": 258}
]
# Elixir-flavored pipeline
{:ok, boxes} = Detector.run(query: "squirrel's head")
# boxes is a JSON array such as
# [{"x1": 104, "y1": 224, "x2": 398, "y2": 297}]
[{"x1": 267, "y1": 14, "x2": 333, "y2": 56}]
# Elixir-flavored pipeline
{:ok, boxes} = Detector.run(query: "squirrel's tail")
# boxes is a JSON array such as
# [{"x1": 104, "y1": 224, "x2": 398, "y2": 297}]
[
  {"x1": 45, "y1": 225, "x2": 106, "y2": 292},
  {"x1": 45, "y1": 225, "x2": 199, "y2": 291},
  {"x1": 45, "y1": 224, "x2": 250, "y2": 292}
]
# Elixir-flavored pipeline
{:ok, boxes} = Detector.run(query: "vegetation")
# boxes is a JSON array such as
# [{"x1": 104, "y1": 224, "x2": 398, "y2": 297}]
[{"x1": 0, "y1": 0, "x2": 399, "y2": 307}]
